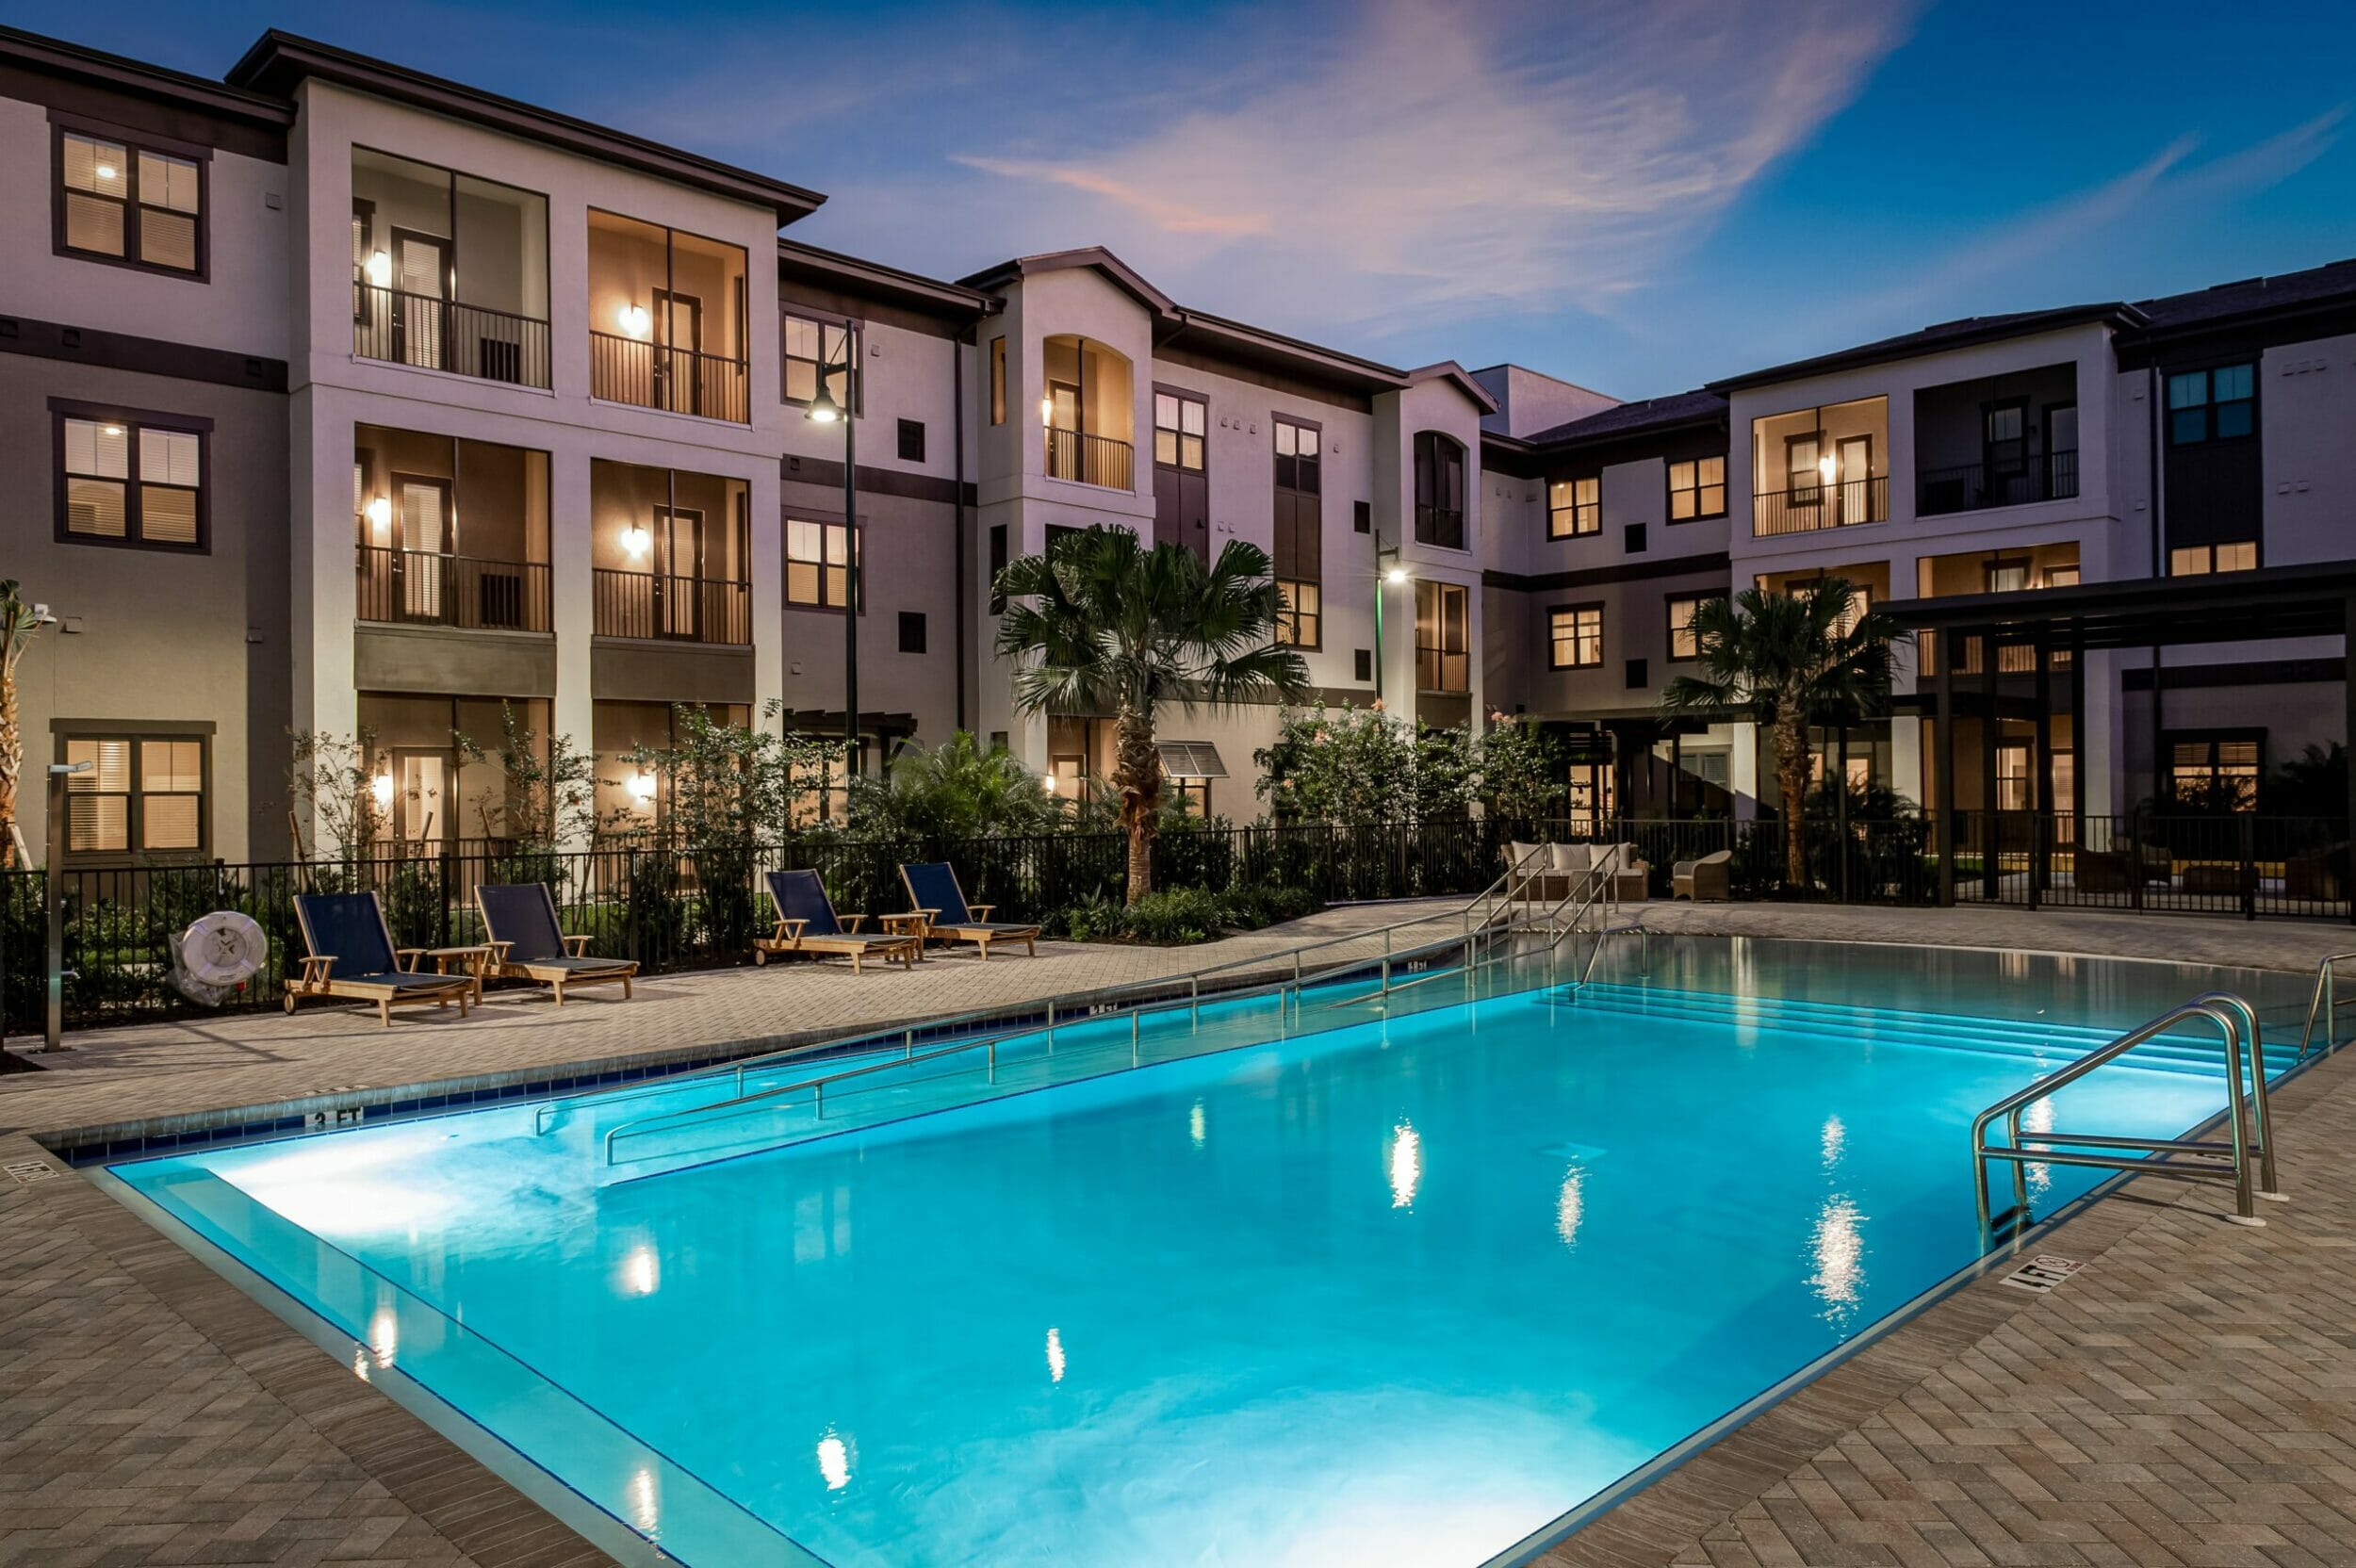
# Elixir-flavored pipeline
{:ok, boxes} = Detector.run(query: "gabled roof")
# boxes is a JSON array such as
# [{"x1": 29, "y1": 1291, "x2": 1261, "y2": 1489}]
[
  {"x1": 0, "y1": 23, "x2": 290, "y2": 127},
  {"x1": 226, "y1": 31, "x2": 826, "y2": 223},
  {"x1": 1707, "y1": 302, "x2": 2137, "y2": 393},
  {"x1": 1523, "y1": 389, "x2": 1726, "y2": 448},
  {"x1": 1406, "y1": 361, "x2": 1499, "y2": 414},
  {"x1": 957, "y1": 247, "x2": 1178, "y2": 316},
  {"x1": 777, "y1": 239, "x2": 994, "y2": 320}
]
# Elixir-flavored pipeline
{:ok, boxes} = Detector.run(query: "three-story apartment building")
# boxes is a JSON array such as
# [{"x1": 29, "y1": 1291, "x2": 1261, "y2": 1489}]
[{"x1": 5, "y1": 21, "x2": 2353, "y2": 867}]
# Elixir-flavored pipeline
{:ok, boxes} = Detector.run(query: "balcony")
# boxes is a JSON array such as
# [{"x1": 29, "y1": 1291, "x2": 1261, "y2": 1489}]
[
  {"x1": 357, "y1": 548, "x2": 550, "y2": 631},
  {"x1": 589, "y1": 333, "x2": 749, "y2": 423},
  {"x1": 1753, "y1": 475, "x2": 1890, "y2": 536},
  {"x1": 354, "y1": 286, "x2": 550, "y2": 388},
  {"x1": 593, "y1": 569, "x2": 749, "y2": 645},
  {"x1": 352, "y1": 148, "x2": 549, "y2": 391},
  {"x1": 1043, "y1": 427, "x2": 1134, "y2": 490},
  {"x1": 1918, "y1": 451, "x2": 2079, "y2": 516},
  {"x1": 586, "y1": 209, "x2": 751, "y2": 426}
]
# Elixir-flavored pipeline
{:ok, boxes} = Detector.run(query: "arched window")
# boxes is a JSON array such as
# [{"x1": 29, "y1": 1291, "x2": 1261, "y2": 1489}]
[{"x1": 1413, "y1": 431, "x2": 1465, "y2": 548}]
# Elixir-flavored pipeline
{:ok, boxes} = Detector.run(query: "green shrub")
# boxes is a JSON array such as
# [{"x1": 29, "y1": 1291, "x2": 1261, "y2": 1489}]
[{"x1": 1122, "y1": 887, "x2": 1227, "y2": 944}]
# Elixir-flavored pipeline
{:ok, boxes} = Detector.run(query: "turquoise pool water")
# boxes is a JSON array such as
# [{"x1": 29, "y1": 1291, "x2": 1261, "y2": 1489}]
[{"x1": 109, "y1": 938, "x2": 2292, "y2": 1568}]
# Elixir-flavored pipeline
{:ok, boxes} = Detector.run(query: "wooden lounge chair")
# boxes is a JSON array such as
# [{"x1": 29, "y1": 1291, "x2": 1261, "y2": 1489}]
[
  {"x1": 286, "y1": 890, "x2": 473, "y2": 1026},
  {"x1": 898, "y1": 860, "x2": 1039, "y2": 959},
  {"x1": 753, "y1": 869, "x2": 920, "y2": 973},
  {"x1": 476, "y1": 883, "x2": 638, "y2": 1005}
]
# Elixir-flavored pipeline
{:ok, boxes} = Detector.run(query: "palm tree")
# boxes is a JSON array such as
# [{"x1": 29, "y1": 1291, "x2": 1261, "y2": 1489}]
[
  {"x1": 994, "y1": 528, "x2": 1308, "y2": 903},
  {"x1": 1, "y1": 580, "x2": 46, "y2": 868},
  {"x1": 1660, "y1": 578, "x2": 1903, "y2": 890}
]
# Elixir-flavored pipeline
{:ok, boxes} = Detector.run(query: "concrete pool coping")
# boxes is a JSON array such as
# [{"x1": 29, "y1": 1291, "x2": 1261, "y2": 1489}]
[{"x1": 8, "y1": 901, "x2": 2356, "y2": 1568}]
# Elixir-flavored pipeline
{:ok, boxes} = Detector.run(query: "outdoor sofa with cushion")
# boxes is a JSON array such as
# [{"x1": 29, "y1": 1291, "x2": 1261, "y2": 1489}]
[
  {"x1": 754, "y1": 869, "x2": 921, "y2": 973},
  {"x1": 286, "y1": 890, "x2": 474, "y2": 1026},
  {"x1": 476, "y1": 882, "x2": 638, "y2": 1005},
  {"x1": 898, "y1": 860, "x2": 1040, "y2": 958}
]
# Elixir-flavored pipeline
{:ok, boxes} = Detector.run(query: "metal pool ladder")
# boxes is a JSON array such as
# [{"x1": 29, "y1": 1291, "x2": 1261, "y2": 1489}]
[
  {"x1": 1971, "y1": 990, "x2": 2280, "y2": 1237},
  {"x1": 2297, "y1": 951, "x2": 2356, "y2": 1059}
]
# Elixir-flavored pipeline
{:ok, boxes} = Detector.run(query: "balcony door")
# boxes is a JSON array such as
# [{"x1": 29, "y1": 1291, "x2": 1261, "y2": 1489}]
[
  {"x1": 654, "y1": 288, "x2": 703, "y2": 415},
  {"x1": 391, "y1": 229, "x2": 449, "y2": 370},
  {"x1": 1152, "y1": 388, "x2": 1209, "y2": 559},
  {"x1": 394, "y1": 474, "x2": 451, "y2": 621},
  {"x1": 1837, "y1": 435, "x2": 1873, "y2": 520},
  {"x1": 655, "y1": 505, "x2": 706, "y2": 639},
  {"x1": 2043, "y1": 402, "x2": 2078, "y2": 499}
]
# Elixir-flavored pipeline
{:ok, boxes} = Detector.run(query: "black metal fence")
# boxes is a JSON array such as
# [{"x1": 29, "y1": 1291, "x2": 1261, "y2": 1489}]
[{"x1": 7, "y1": 812, "x2": 2345, "y2": 1035}]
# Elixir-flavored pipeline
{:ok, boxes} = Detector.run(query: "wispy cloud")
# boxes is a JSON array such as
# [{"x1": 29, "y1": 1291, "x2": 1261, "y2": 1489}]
[
  {"x1": 920, "y1": 0, "x2": 1914, "y2": 339},
  {"x1": 1856, "y1": 108, "x2": 2347, "y2": 318}
]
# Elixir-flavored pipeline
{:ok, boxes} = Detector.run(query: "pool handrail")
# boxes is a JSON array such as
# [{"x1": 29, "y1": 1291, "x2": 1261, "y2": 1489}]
[
  {"x1": 1971, "y1": 988, "x2": 2276, "y2": 1237},
  {"x1": 2297, "y1": 951, "x2": 2356, "y2": 1059},
  {"x1": 597, "y1": 914, "x2": 1534, "y2": 1167},
  {"x1": 531, "y1": 857, "x2": 1546, "y2": 1138}
]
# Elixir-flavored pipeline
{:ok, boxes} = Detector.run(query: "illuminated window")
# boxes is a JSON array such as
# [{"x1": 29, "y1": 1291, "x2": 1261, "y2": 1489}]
[
  {"x1": 57, "y1": 129, "x2": 203, "y2": 273},
  {"x1": 61, "y1": 733, "x2": 205, "y2": 857},
  {"x1": 1415, "y1": 580, "x2": 1469, "y2": 691},
  {"x1": 1548, "y1": 605, "x2": 1604, "y2": 669},
  {"x1": 1667, "y1": 456, "x2": 1726, "y2": 520},
  {"x1": 57, "y1": 411, "x2": 205, "y2": 548},
  {"x1": 786, "y1": 518, "x2": 851, "y2": 607},
  {"x1": 2168, "y1": 542, "x2": 2258, "y2": 576},
  {"x1": 1548, "y1": 475, "x2": 1599, "y2": 537},
  {"x1": 1273, "y1": 416, "x2": 1320, "y2": 645},
  {"x1": 2168, "y1": 733, "x2": 2261, "y2": 811},
  {"x1": 1666, "y1": 594, "x2": 1715, "y2": 661},
  {"x1": 1154, "y1": 391, "x2": 1206, "y2": 471},
  {"x1": 989, "y1": 336, "x2": 1006, "y2": 425},
  {"x1": 1275, "y1": 580, "x2": 1321, "y2": 646}
]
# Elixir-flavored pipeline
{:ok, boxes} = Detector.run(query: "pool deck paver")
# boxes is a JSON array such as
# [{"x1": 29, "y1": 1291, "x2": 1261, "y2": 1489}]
[{"x1": 6, "y1": 898, "x2": 2356, "y2": 1566}]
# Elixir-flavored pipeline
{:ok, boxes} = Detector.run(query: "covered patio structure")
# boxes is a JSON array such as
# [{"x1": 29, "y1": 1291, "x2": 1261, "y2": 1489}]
[{"x1": 1882, "y1": 563, "x2": 2356, "y2": 919}]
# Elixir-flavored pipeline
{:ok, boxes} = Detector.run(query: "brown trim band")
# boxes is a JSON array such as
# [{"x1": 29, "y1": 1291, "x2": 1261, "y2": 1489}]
[
  {"x1": 781, "y1": 455, "x2": 973, "y2": 508},
  {"x1": 1485, "y1": 551, "x2": 1730, "y2": 594},
  {"x1": 1, "y1": 314, "x2": 287, "y2": 393},
  {"x1": 2121, "y1": 657, "x2": 2346, "y2": 692}
]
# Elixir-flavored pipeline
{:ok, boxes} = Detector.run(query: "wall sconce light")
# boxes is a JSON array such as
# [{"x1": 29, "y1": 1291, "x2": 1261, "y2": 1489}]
[
  {"x1": 621, "y1": 524, "x2": 650, "y2": 558},
  {"x1": 364, "y1": 249, "x2": 392, "y2": 288},
  {"x1": 370, "y1": 773, "x2": 395, "y2": 808},
  {"x1": 365, "y1": 496, "x2": 392, "y2": 541},
  {"x1": 1039, "y1": 394, "x2": 1055, "y2": 427},
  {"x1": 1817, "y1": 452, "x2": 1839, "y2": 487},
  {"x1": 1041, "y1": 773, "x2": 1057, "y2": 795},
  {"x1": 628, "y1": 772, "x2": 657, "y2": 806},
  {"x1": 618, "y1": 303, "x2": 652, "y2": 340}
]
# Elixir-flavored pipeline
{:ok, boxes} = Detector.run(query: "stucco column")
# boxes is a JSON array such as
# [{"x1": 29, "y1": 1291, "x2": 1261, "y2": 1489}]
[
  {"x1": 296, "y1": 395, "x2": 360, "y2": 851},
  {"x1": 749, "y1": 465, "x2": 784, "y2": 727},
  {"x1": 548, "y1": 443, "x2": 595, "y2": 847},
  {"x1": 1890, "y1": 710, "x2": 1923, "y2": 808},
  {"x1": 1730, "y1": 722, "x2": 1759, "y2": 820}
]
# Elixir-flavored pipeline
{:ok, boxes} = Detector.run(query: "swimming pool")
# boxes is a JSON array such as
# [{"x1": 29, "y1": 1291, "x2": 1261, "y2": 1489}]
[{"x1": 105, "y1": 937, "x2": 2298, "y2": 1568}]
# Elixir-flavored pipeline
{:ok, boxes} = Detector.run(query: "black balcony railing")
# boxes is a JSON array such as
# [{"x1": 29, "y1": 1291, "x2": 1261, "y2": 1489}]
[
  {"x1": 589, "y1": 331, "x2": 749, "y2": 424},
  {"x1": 1042, "y1": 428, "x2": 1134, "y2": 490},
  {"x1": 355, "y1": 547, "x2": 550, "y2": 632},
  {"x1": 1416, "y1": 647, "x2": 1469, "y2": 694},
  {"x1": 1918, "y1": 449, "x2": 2080, "y2": 516},
  {"x1": 592, "y1": 567, "x2": 750, "y2": 645},
  {"x1": 1752, "y1": 474, "x2": 1889, "y2": 536},
  {"x1": 352, "y1": 282, "x2": 550, "y2": 389}
]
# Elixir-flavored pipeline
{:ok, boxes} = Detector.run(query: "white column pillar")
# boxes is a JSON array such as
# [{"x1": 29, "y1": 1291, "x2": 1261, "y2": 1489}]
[
  {"x1": 2081, "y1": 648, "x2": 2119, "y2": 817},
  {"x1": 548, "y1": 442, "x2": 596, "y2": 848},
  {"x1": 1890, "y1": 710, "x2": 1923, "y2": 807},
  {"x1": 1730, "y1": 720, "x2": 1759, "y2": 820},
  {"x1": 749, "y1": 463, "x2": 783, "y2": 725},
  {"x1": 297, "y1": 395, "x2": 361, "y2": 852}
]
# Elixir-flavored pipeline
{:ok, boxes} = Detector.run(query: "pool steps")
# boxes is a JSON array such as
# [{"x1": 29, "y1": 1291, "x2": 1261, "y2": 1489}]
[{"x1": 1567, "y1": 984, "x2": 2296, "y2": 1082}]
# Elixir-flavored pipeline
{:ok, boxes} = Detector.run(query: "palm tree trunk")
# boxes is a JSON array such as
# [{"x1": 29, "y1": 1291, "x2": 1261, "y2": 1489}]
[
  {"x1": 1113, "y1": 701, "x2": 1161, "y2": 906},
  {"x1": 1775, "y1": 699, "x2": 1811, "y2": 891},
  {"x1": 0, "y1": 671, "x2": 20, "y2": 869}
]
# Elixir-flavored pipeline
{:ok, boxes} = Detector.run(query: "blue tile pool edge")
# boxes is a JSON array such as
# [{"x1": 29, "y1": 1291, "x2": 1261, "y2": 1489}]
[
  {"x1": 86, "y1": 1160, "x2": 834, "y2": 1568},
  {"x1": 1477, "y1": 1040, "x2": 2326, "y2": 1568}
]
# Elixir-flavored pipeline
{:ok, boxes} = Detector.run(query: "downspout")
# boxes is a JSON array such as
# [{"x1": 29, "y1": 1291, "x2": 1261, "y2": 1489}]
[
  {"x1": 954, "y1": 326, "x2": 970, "y2": 732},
  {"x1": 2148, "y1": 365, "x2": 2164, "y2": 808}
]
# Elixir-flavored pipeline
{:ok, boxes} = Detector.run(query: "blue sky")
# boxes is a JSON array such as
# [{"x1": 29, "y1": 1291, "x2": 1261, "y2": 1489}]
[{"x1": 22, "y1": 0, "x2": 2355, "y2": 400}]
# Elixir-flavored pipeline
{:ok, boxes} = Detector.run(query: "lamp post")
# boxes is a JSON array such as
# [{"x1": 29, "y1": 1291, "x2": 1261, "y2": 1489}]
[
  {"x1": 805, "y1": 318, "x2": 861, "y2": 789},
  {"x1": 1371, "y1": 535, "x2": 1407, "y2": 707},
  {"x1": 41, "y1": 759, "x2": 91, "y2": 1053}
]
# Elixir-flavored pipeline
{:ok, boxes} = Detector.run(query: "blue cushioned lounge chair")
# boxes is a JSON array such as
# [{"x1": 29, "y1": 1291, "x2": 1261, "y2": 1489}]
[
  {"x1": 897, "y1": 861, "x2": 1039, "y2": 959},
  {"x1": 753, "y1": 869, "x2": 920, "y2": 972},
  {"x1": 477, "y1": 883, "x2": 638, "y2": 1005},
  {"x1": 286, "y1": 890, "x2": 473, "y2": 1026}
]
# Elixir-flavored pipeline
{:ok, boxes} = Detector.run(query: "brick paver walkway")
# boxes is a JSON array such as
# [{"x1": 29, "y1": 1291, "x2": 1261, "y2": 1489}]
[{"x1": 7, "y1": 897, "x2": 2356, "y2": 1566}]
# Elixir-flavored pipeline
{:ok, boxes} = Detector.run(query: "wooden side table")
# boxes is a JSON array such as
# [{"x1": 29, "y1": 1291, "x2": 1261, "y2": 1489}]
[
  {"x1": 877, "y1": 912, "x2": 933, "y2": 960},
  {"x1": 402, "y1": 944, "x2": 497, "y2": 1002}
]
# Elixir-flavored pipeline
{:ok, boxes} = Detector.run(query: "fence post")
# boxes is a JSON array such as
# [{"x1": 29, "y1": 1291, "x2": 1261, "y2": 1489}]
[
  {"x1": 626, "y1": 848, "x2": 643, "y2": 963},
  {"x1": 2240, "y1": 813, "x2": 2257, "y2": 922},
  {"x1": 2026, "y1": 815, "x2": 2042, "y2": 912},
  {"x1": 438, "y1": 848, "x2": 454, "y2": 947},
  {"x1": 2129, "y1": 808, "x2": 2145, "y2": 913}
]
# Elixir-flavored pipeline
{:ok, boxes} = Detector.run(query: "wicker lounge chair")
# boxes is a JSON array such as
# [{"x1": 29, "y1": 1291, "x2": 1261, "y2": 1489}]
[
  {"x1": 477, "y1": 883, "x2": 638, "y2": 1005},
  {"x1": 754, "y1": 869, "x2": 921, "y2": 973},
  {"x1": 286, "y1": 890, "x2": 474, "y2": 1026},
  {"x1": 1672, "y1": 849, "x2": 1733, "y2": 902},
  {"x1": 898, "y1": 860, "x2": 1039, "y2": 959}
]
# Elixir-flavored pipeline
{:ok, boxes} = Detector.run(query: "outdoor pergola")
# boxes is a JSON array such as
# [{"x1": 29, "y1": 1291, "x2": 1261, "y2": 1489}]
[{"x1": 1881, "y1": 563, "x2": 2356, "y2": 908}]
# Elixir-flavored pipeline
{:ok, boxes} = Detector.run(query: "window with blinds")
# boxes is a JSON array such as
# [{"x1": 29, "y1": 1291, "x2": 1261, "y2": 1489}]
[
  {"x1": 57, "y1": 413, "x2": 205, "y2": 547},
  {"x1": 57, "y1": 129, "x2": 203, "y2": 274},
  {"x1": 786, "y1": 518, "x2": 852, "y2": 608},
  {"x1": 62, "y1": 734, "x2": 205, "y2": 857}
]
